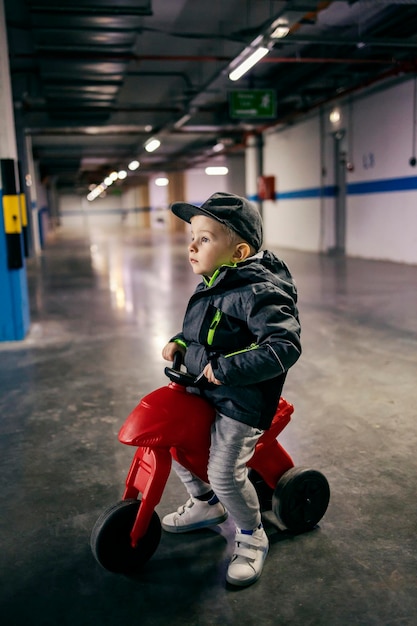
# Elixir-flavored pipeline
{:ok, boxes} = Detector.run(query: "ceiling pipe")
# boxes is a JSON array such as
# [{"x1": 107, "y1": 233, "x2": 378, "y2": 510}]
[
  {"x1": 29, "y1": 3, "x2": 152, "y2": 16},
  {"x1": 12, "y1": 51, "x2": 397, "y2": 66},
  {"x1": 287, "y1": 1, "x2": 333, "y2": 35},
  {"x1": 259, "y1": 56, "x2": 394, "y2": 66}
]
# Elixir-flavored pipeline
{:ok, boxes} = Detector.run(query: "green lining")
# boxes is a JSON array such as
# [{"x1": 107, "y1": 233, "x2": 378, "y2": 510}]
[
  {"x1": 224, "y1": 343, "x2": 259, "y2": 358},
  {"x1": 173, "y1": 338, "x2": 187, "y2": 349},
  {"x1": 207, "y1": 309, "x2": 223, "y2": 345},
  {"x1": 203, "y1": 262, "x2": 237, "y2": 287}
]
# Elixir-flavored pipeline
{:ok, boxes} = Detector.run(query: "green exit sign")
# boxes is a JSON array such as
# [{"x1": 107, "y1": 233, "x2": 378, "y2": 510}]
[{"x1": 229, "y1": 90, "x2": 276, "y2": 119}]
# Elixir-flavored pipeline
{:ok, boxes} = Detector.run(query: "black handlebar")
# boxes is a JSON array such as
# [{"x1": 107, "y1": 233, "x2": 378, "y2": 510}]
[{"x1": 164, "y1": 351, "x2": 208, "y2": 387}]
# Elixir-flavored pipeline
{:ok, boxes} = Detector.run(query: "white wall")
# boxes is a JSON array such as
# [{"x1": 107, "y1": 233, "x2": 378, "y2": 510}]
[
  {"x1": 60, "y1": 185, "x2": 150, "y2": 231},
  {"x1": 346, "y1": 80, "x2": 417, "y2": 263},
  {"x1": 261, "y1": 77, "x2": 417, "y2": 264},
  {"x1": 185, "y1": 155, "x2": 245, "y2": 205},
  {"x1": 59, "y1": 192, "x2": 123, "y2": 230},
  {"x1": 263, "y1": 117, "x2": 326, "y2": 252},
  {"x1": 59, "y1": 155, "x2": 245, "y2": 233},
  {"x1": 185, "y1": 168, "x2": 229, "y2": 205}
]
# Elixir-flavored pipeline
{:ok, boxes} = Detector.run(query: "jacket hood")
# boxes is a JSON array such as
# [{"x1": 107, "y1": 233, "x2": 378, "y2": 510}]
[
  {"x1": 240, "y1": 250, "x2": 298, "y2": 302},
  {"x1": 200, "y1": 250, "x2": 298, "y2": 303}
]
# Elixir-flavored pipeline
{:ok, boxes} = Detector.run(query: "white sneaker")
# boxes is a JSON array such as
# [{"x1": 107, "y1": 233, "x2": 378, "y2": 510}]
[
  {"x1": 226, "y1": 526, "x2": 269, "y2": 587},
  {"x1": 162, "y1": 497, "x2": 228, "y2": 533}
]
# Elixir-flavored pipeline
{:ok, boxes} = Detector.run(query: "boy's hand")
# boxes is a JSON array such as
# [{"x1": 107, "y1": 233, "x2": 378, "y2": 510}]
[
  {"x1": 203, "y1": 363, "x2": 222, "y2": 385},
  {"x1": 162, "y1": 342, "x2": 185, "y2": 362}
]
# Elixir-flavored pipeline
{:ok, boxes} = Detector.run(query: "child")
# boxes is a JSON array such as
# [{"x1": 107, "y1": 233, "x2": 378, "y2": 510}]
[{"x1": 161, "y1": 191, "x2": 301, "y2": 587}]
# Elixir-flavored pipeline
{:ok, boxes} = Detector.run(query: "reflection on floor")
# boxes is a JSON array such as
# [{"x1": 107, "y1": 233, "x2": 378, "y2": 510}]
[{"x1": 1, "y1": 225, "x2": 417, "y2": 626}]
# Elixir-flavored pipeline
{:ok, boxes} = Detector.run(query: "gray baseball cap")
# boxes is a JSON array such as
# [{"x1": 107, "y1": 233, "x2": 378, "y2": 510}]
[{"x1": 171, "y1": 191, "x2": 263, "y2": 252}]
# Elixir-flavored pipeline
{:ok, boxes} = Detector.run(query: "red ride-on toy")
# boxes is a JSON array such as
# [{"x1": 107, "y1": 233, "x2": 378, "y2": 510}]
[{"x1": 91, "y1": 355, "x2": 330, "y2": 575}]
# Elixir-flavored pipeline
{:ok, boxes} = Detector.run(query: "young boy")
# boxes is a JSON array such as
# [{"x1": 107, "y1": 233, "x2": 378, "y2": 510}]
[{"x1": 162, "y1": 191, "x2": 301, "y2": 587}]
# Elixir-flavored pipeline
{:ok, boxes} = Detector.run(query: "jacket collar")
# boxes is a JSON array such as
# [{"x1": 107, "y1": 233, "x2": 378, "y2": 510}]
[{"x1": 203, "y1": 262, "x2": 237, "y2": 287}]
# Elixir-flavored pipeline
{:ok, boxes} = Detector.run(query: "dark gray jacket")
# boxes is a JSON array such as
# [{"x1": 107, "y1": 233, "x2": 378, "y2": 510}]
[{"x1": 172, "y1": 250, "x2": 301, "y2": 429}]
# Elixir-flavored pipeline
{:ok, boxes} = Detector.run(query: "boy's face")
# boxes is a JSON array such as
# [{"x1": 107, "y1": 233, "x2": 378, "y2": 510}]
[{"x1": 188, "y1": 215, "x2": 239, "y2": 277}]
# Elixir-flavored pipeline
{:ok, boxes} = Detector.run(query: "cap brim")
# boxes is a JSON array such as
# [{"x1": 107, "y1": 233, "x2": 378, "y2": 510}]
[{"x1": 171, "y1": 202, "x2": 216, "y2": 224}]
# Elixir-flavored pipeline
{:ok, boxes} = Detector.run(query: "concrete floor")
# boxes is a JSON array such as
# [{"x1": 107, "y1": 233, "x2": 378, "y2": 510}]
[{"x1": 1, "y1": 224, "x2": 416, "y2": 626}]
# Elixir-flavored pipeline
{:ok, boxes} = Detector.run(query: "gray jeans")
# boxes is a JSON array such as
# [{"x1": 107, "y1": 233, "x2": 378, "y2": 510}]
[{"x1": 172, "y1": 412, "x2": 264, "y2": 530}]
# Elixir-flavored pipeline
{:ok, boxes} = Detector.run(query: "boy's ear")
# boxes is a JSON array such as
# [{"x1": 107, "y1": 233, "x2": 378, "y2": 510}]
[{"x1": 232, "y1": 242, "x2": 252, "y2": 262}]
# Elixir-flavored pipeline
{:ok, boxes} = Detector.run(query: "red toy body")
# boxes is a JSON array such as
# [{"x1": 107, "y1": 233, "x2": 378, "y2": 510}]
[{"x1": 91, "y1": 371, "x2": 330, "y2": 575}]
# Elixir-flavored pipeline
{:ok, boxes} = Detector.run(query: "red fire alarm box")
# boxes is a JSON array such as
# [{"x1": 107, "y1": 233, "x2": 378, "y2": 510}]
[{"x1": 257, "y1": 175, "x2": 276, "y2": 200}]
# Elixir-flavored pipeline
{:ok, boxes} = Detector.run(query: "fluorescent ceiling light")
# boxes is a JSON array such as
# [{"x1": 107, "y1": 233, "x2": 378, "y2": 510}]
[
  {"x1": 270, "y1": 20, "x2": 290, "y2": 39},
  {"x1": 109, "y1": 171, "x2": 118, "y2": 181},
  {"x1": 145, "y1": 138, "x2": 161, "y2": 153},
  {"x1": 155, "y1": 177, "x2": 169, "y2": 186},
  {"x1": 104, "y1": 176, "x2": 113, "y2": 186},
  {"x1": 87, "y1": 184, "x2": 106, "y2": 201},
  {"x1": 118, "y1": 170, "x2": 127, "y2": 180},
  {"x1": 229, "y1": 47, "x2": 269, "y2": 81},
  {"x1": 128, "y1": 160, "x2": 140, "y2": 171},
  {"x1": 205, "y1": 166, "x2": 229, "y2": 176}
]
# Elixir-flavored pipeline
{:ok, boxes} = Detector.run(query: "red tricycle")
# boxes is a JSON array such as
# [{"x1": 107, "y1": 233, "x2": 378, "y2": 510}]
[{"x1": 91, "y1": 356, "x2": 330, "y2": 574}]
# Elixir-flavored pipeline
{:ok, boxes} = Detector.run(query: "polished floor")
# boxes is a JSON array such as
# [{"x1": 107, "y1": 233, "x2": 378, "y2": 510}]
[{"x1": 1, "y1": 223, "x2": 416, "y2": 626}]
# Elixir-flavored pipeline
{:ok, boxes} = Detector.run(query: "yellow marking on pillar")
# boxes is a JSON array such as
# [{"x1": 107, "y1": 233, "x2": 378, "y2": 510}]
[
  {"x1": 19, "y1": 193, "x2": 28, "y2": 227},
  {"x1": 3, "y1": 195, "x2": 22, "y2": 234}
]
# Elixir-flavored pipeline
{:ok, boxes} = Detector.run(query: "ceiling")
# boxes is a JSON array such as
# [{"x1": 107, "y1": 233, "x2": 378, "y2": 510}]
[{"x1": 4, "y1": 0, "x2": 417, "y2": 194}]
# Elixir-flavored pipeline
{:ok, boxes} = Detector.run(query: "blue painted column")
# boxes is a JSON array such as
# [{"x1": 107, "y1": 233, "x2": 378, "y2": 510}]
[
  {"x1": 0, "y1": 160, "x2": 30, "y2": 341},
  {"x1": 0, "y1": 0, "x2": 30, "y2": 340}
]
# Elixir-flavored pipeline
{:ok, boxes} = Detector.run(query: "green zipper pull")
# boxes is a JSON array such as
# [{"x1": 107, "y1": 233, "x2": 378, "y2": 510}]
[{"x1": 207, "y1": 309, "x2": 222, "y2": 345}]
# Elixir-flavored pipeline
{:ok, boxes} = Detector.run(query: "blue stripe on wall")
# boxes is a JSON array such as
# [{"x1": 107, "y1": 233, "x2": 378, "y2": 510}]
[
  {"x1": 347, "y1": 176, "x2": 417, "y2": 195},
  {"x1": 61, "y1": 206, "x2": 152, "y2": 216},
  {"x1": 277, "y1": 185, "x2": 336, "y2": 199},
  {"x1": 249, "y1": 175, "x2": 417, "y2": 202}
]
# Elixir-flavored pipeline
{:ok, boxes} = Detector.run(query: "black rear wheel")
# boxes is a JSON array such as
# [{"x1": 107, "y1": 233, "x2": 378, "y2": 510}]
[
  {"x1": 272, "y1": 467, "x2": 330, "y2": 533},
  {"x1": 91, "y1": 499, "x2": 161, "y2": 574}
]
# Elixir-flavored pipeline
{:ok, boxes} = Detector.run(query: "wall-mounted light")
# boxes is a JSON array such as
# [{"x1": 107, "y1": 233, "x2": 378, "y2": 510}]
[
  {"x1": 329, "y1": 108, "x2": 341, "y2": 125},
  {"x1": 205, "y1": 166, "x2": 229, "y2": 176},
  {"x1": 128, "y1": 160, "x2": 140, "y2": 171},
  {"x1": 229, "y1": 46, "x2": 269, "y2": 82},
  {"x1": 145, "y1": 137, "x2": 161, "y2": 153},
  {"x1": 155, "y1": 177, "x2": 169, "y2": 186}
]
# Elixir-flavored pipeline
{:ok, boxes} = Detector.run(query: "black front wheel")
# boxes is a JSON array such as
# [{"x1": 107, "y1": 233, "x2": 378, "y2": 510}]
[
  {"x1": 90, "y1": 499, "x2": 161, "y2": 574},
  {"x1": 272, "y1": 467, "x2": 330, "y2": 534}
]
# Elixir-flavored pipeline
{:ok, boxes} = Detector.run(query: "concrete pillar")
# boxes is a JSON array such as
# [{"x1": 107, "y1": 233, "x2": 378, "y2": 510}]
[
  {"x1": 167, "y1": 171, "x2": 186, "y2": 234},
  {"x1": 245, "y1": 133, "x2": 263, "y2": 216},
  {"x1": 25, "y1": 135, "x2": 42, "y2": 254}
]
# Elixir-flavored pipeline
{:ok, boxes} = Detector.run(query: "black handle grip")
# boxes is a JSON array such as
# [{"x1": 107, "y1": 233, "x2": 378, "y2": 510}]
[
  {"x1": 164, "y1": 351, "x2": 196, "y2": 386},
  {"x1": 164, "y1": 351, "x2": 215, "y2": 388},
  {"x1": 172, "y1": 350, "x2": 183, "y2": 371}
]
